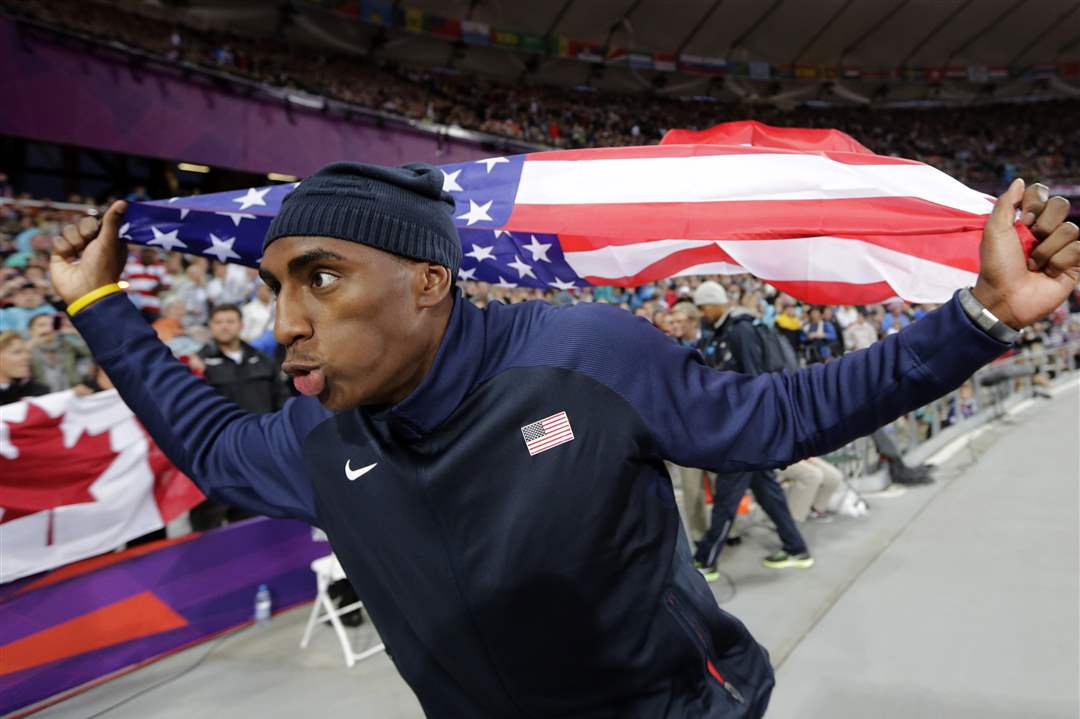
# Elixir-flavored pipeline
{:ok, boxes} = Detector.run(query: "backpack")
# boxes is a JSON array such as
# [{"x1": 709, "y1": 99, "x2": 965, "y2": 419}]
[{"x1": 751, "y1": 320, "x2": 800, "y2": 373}]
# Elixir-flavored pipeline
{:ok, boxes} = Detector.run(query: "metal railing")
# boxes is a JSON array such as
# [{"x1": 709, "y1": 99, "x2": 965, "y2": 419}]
[{"x1": 824, "y1": 338, "x2": 1080, "y2": 481}]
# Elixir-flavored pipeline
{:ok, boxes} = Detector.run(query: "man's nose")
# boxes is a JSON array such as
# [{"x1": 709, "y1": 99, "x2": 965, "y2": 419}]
[{"x1": 273, "y1": 291, "x2": 312, "y2": 347}]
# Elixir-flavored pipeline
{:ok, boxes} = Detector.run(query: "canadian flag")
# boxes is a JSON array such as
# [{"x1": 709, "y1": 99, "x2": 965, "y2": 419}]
[{"x1": 0, "y1": 389, "x2": 204, "y2": 583}]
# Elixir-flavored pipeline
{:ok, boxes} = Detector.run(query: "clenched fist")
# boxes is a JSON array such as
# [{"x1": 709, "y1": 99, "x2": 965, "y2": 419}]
[
  {"x1": 973, "y1": 179, "x2": 1079, "y2": 329},
  {"x1": 49, "y1": 200, "x2": 128, "y2": 306}
]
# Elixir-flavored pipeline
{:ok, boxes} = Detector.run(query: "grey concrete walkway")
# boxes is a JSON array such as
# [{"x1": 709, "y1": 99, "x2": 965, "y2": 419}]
[{"x1": 27, "y1": 382, "x2": 1079, "y2": 719}]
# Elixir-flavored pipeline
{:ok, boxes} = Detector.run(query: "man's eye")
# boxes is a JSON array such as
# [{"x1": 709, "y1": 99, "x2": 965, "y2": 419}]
[{"x1": 312, "y1": 271, "x2": 339, "y2": 289}]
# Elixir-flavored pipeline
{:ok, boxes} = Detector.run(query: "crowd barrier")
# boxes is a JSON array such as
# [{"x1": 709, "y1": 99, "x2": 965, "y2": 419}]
[{"x1": 825, "y1": 339, "x2": 1080, "y2": 486}]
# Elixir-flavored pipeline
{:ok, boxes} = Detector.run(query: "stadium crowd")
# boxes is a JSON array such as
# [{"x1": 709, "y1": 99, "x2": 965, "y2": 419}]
[{"x1": 9, "y1": 0, "x2": 1080, "y2": 188}]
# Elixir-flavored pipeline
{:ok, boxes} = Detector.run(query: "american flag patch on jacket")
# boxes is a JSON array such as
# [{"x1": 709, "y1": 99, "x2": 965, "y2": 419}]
[{"x1": 520, "y1": 411, "x2": 574, "y2": 456}]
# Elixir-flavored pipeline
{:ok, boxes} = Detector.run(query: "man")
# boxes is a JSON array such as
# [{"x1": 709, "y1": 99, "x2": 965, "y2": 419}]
[
  {"x1": 122, "y1": 246, "x2": 170, "y2": 322},
  {"x1": 0, "y1": 282, "x2": 54, "y2": 334},
  {"x1": 198, "y1": 304, "x2": 289, "y2": 414},
  {"x1": 693, "y1": 281, "x2": 814, "y2": 571},
  {"x1": 241, "y1": 281, "x2": 275, "y2": 343},
  {"x1": 843, "y1": 309, "x2": 880, "y2": 352},
  {"x1": 881, "y1": 299, "x2": 912, "y2": 334},
  {"x1": 801, "y1": 306, "x2": 838, "y2": 363},
  {"x1": 189, "y1": 303, "x2": 291, "y2": 531},
  {"x1": 27, "y1": 312, "x2": 91, "y2": 392},
  {"x1": 51, "y1": 164, "x2": 1078, "y2": 718}
]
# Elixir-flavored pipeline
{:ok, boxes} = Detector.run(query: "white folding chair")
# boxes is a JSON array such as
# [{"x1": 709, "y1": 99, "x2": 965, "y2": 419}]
[{"x1": 299, "y1": 554, "x2": 384, "y2": 667}]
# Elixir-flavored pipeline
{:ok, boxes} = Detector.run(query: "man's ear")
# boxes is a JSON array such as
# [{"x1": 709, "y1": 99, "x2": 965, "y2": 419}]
[{"x1": 415, "y1": 263, "x2": 454, "y2": 309}]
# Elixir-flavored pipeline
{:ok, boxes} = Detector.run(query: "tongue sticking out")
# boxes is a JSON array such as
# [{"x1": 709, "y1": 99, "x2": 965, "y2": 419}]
[{"x1": 293, "y1": 369, "x2": 326, "y2": 397}]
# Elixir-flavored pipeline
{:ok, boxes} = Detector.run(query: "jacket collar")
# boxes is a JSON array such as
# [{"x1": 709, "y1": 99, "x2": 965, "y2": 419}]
[{"x1": 368, "y1": 293, "x2": 485, "y2": 442}]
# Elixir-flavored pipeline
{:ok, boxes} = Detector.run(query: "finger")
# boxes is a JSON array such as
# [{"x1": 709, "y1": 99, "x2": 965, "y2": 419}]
[
  {"x1": 52, "y1": 232, "x2": 76, "y2": 260},
  {"x1": 77, "y1": 216, "x2": 100, "y2": 241},
  {"x1": 1019, "y1": 182, "x2": 1049, "y2": 226},
  {"x1": 987, "y1": 177, "x2": 1025, "y2": 234},
  {"x1": 1031, "y1": 196, "x2": 1072, "y2": 241},
  {"x1": 100, "y1": 200, "x2": 128, "y2": 241},
  {"x1": 60, "y1": 222, "x2": 89, "y2": 256},
  {"x1": 1040, "y1": 223, "x2": 1080, "y2": 279}
]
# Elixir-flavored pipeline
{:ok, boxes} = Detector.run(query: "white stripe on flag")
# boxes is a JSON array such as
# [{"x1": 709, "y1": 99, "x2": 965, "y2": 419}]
[{"x1": 516, "y1": 154, "x2": 994, "y2": 216}]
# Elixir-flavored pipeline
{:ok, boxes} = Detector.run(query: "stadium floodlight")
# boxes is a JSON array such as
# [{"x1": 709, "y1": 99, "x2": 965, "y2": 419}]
[
  {"x1": 178, "y1": 162, "x2": 210, "y2": 174},
  {"x1": 268, "y1": 172, "x2": 299, "y2": 183}
]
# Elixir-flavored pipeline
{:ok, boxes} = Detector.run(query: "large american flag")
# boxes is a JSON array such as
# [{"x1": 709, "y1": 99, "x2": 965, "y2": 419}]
[{"x1": 120, "y1": 121, "x2": 1032, "y2": 304}]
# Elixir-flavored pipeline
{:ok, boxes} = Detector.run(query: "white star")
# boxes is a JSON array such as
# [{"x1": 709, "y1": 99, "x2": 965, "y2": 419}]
[
  {"x1": 523, "y1": 235, "x2": 552, "y2": 263},
  {"x1": 291, "y1": 182, "x2": 301, "y2": 189},
  {"x1": 232, "y1": 187, "x2": 271, "y2": 211},
  {"x1": 167, "y1": 197, "x2": 179, "y2": 203},
  {"x1": 442, "y1": 169, "x2": 463, "y2": 193},
  {"x1": 508, "y1": 255, "x2": 536, "y2": 279},
  {"x1": 216, "y1": 211, "x2": 257, "y2": 226},
  {"x1": 465, "y1": 244, "x2": 495, "y2": 263},
  {"x1": 548, "y1": 277, "x2": 577, "y2": 290},
  {"x1": 476, "y1": 156, "x2": 510, "y2": 173},
  {"x1": 118, "y1": 222, "x2": 132, "y2": 241},
  {"x1": 458, "y1": 267, "x2": 477, "y2": 281},
  {"x1": 179, "y1": 208, "x2": 190, "y2": 220},
  {"x1": 495, "y1": 276, "x2": 517, "y2": 288},
  {"x1": 203, "y1": 233, "x2": 242, "y2": 263},
  {"x1": 457, "y1": 199, "x2": 494, "y2": 226},
  {"x1": 493, "y1": 230, "x2": 512, "y2": 240},
  {"x1": 147, "y1": 226, "x2": 186, "y2": 252}
]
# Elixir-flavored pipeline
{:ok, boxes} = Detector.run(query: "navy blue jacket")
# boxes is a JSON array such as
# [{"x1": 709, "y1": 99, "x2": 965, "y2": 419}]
[{"x1": 72, "y1": 291, "x2": 1006, "y2": 718}]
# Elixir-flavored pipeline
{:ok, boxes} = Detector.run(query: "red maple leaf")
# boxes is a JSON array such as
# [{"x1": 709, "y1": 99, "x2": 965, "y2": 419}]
[{"x1": 0, "y1": 403, "x2": 119, "y2": 527}]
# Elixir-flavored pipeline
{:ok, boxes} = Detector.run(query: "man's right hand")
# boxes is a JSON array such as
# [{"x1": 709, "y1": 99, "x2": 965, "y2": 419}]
[{"x1": 50, "y1": 200, "x2": 129, "y2": 306}]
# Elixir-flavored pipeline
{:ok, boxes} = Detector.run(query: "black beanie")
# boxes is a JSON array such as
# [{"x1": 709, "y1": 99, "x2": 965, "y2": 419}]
[{"x1": 263, "y1": 161, "x2": 461, "y2": 275}]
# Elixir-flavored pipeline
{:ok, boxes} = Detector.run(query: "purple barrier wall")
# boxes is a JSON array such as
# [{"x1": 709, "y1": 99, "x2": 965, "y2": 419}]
[
  {"x1": 0, "y1": 518, "x2": 328, "y2": 716},
  {"x1": 1, "y1": 16, "x2": 493, "y2": 175}
]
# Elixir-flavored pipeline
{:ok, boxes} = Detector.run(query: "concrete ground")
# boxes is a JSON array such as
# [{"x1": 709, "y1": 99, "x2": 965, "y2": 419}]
[{"x1": 27, "y1": 381, "x2": 1079, "y2": 719}]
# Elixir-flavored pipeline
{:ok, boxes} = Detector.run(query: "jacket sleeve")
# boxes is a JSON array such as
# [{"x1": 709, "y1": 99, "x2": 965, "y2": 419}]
[
  {"x1": 553, "y1": 293, "x2": 1008, "y2": 474},
  {"x1": 71, "y1": 293, "x2": 328, "y2": 525}
]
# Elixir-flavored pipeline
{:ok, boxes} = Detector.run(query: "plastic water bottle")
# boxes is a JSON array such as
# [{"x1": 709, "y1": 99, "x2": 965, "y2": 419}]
[{"x1": 254, "y1": 584, "x2": 272, "y2": 627}]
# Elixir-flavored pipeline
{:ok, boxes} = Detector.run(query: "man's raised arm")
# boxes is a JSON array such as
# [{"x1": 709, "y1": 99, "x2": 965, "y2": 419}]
[
  {"x1": 582, "y1": 180, "x2": 1078, "y2": 473},
  {"x1": 52, "y1": 202, "x2": 327, "y2": 525}
]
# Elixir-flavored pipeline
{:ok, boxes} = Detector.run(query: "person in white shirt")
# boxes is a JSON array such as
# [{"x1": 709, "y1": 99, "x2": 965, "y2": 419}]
[
  {"x1": 843, "y1": 310, "x2": 880, "y2": 351},
  {"x1": 240, "y1": 282, "x2": 275, "y2": 343}
]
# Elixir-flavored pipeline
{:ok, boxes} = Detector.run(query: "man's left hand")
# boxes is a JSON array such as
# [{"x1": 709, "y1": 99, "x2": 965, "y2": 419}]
[{"x1": 972, "y1": 178, "x2": 1079, "y2": 329}]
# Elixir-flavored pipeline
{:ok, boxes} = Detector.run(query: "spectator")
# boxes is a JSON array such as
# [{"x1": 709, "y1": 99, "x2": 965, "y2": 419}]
[
  {"x1": 821, "y1": 306, "x2": 845, "y2": 358},
  {"x1": 207, "y1": 263, "x2": 256, "y2": 307},
  {"x1": 0, "y1": 282, "x2": 56, "y2": 334},
  {"x1": 122, "y1": 246, "x2": 170, "y2": 322},
  {"x1": 774, "y1": 301, "x2": 803, "y2": 355},
  {"x1": 170, "y1": 258, "x2": 211, "y2": 327},
  {"x1": 881, "y1": 300, "x2": 912, "y2": 334},
  {"x1": 777, "y1": 457, "x2": 845, "y2": 523},
  {"x1": 843, "y1": 310, "x2": 880, "y2": 351},
  {"x1": 240, "y1": 282, "x2": 275, "y2": 343},
  {"x1": 26, "y1": 313, "x2": 91, "y2": 392},
  {"x1": 152, "y1": 297, "x2": 187, "y2": 341},
  {"x1": 943, "y1": 382, "x2": 979, "y2": 428},
  {"x1": 801, "y1": 306, "x2": 838, "y2": 363},
  {"x1": 0, "y1": 331, "x2": 49, "y2": 404},
  {"x1": 190, "y1": 304, "x2": 289, "y2": 530}
]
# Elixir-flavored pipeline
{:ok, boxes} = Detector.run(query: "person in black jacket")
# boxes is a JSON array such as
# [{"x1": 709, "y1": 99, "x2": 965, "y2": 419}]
[
  {"x1": 190, "y1": 303, "x2": 289, "y2": 530},
  {"x1": 693, "y1": 282, "x2": 813, "y2": 571}
]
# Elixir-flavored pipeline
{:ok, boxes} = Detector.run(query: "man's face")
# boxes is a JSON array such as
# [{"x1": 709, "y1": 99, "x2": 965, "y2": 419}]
[
  {"x1": 668, "y1": 311, "x2": 687, "y2": 337},
  {"x1": 28, "y1": 314, "x2": 56, "y2": 343},
  {"x1": 14, "y1": 286, "x2": 43, "y2": 309},
  {"x1": 259, "y1": 236, "x2": 450, "y2": 412},
  {"x1": 209, "y1": 310, "x2": 243, "y2": 345}
]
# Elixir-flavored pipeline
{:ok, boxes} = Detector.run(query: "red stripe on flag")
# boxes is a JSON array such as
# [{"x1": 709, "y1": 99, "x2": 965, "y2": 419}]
[
  {"x1": 506, "y1": 197, "x2": 987, "y2": 247},
  {"x1": 580, "y1": 244, "x2": 743, "y2": 286}
]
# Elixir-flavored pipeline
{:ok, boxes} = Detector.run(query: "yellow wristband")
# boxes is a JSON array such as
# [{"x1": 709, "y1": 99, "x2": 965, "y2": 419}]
[{"x1": 67, "y1": 282, "x2": 125, "y2": 316}]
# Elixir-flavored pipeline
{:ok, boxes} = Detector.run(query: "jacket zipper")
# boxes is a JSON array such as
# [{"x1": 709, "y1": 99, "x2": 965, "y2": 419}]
[{"x1": 664, "y1": 591, "x2": 745, "y2": 704}]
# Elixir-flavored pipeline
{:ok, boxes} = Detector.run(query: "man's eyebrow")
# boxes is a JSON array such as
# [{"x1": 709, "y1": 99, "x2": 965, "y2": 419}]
[
  {"x1": 258, "y1": 267, "x2": 279, "y2": 288},
  {"x1": 286, "y1": 249, "x2": 348, "y2": 276}
]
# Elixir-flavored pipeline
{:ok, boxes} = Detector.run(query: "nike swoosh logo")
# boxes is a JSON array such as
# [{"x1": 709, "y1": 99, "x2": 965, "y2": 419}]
[{"x1": 345, "y1": 460, "x2": 378, "y2": 481}]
